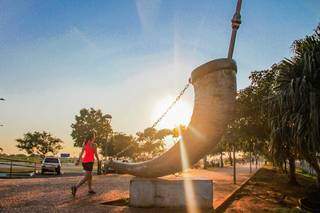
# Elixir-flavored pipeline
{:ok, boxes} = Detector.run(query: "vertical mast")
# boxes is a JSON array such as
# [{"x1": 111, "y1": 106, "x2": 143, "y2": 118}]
[{"x1": 227, "y1": 0, "x2": 242, "y2": 59}]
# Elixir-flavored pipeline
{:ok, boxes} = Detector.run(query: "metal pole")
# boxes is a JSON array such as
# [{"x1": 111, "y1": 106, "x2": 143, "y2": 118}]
[
  {"x1": 97, "y1": 160, "x2": 101, "y2": 175},
  {"x1": 104, "y1": 116, "x2": 112, "y2": 160},
  {"x1": 203, "y1": 156, "x2": 207, "y2": 169},
  {"x1": 227, "y1": 0, "x2": 242, "y2": 59},
  {"x1": 9, "y1": 161, "x2": 13, "y2": 178},
  {"x1": 233, "y1": 144, "x2": 236, "y2": 184},
  {"x1": 1, "y1": 98, "x2": 5, "y2": 127},
  {"x1": 102, "y1": 116, "x2": 112, "y2": 174},
  {"x1": 105, "y1": 131, "x2": 110, "y2": 160},
  {"x1": 249, "y1": 148, "x2": 252, "y2": 173}
]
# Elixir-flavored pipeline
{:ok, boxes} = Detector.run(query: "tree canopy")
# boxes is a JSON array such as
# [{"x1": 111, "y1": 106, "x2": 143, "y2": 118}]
[
  {"x1": 101, "y1": 132, "x2": 139, "y2": 159},
  {"x1": 209, "y1": 24, "x2": 320, "y2": 187},
  {"x1": 268, "y1": 25, "x2": 320, "y2": 186},
  {"x1": 16, "y1": 131, "x2": 63, "y2": 158},
  {"x1": 136, "y1": 127, "x2": 172, "y2": 159},
  {"x1": 71, "y1": 108, "x2": 112, "y2": 148}
]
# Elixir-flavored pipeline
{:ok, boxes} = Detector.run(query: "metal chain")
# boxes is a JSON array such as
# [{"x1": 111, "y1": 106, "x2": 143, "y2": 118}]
[
  {"x1": 115, "y1": 143, "x2": 135, "y2": 157},
  {"x1": 150, "y1": 82, "x2": 190, "y2": 129},
  {"x1": 114, "y1": 81, "x2": 191, "y2": 157}
]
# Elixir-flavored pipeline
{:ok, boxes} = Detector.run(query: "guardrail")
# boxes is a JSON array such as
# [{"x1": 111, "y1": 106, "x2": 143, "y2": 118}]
[
  {"x1": 0, "y1": 157, "x2": 40, "y2": 178},
  {"x1": 0, "y1": 158, "x2": 104, "y2": 177}
]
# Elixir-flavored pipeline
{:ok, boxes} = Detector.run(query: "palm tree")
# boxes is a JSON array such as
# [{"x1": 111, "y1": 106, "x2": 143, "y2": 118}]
[
  {"x1": 268, "y1": 97, "x2": 298, "y2": 184},
  {"x1": 291, "y1": 25, "x2": 320, "y2": 187},
  {"x1": 269, "y1": 25, "x2": 320, "y2": 187}
]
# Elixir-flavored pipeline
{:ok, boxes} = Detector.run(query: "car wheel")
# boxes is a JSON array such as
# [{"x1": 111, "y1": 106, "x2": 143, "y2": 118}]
[{"x1": 56, "y1": 167, "x2": 61, "y2": 175}]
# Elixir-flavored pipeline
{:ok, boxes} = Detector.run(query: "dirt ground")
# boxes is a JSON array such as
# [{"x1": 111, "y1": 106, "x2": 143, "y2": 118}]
[
  {"x1": 222, "y1": 167, "x2": 317, "y2": 213},
  {"x1": 0, "y1": 164, "x2": 259, "y2": 212}
]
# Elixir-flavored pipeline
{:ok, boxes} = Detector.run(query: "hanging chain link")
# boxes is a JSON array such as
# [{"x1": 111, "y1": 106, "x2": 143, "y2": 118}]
[
  {"x1": 114, "y1": 81, "x2": 191, "y2": 157},
  {"x1": 150, "y1": 82, "x2": 190, "y2": 129}
]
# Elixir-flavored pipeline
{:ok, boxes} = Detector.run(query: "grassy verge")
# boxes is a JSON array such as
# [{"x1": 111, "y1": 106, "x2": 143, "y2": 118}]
[
  {"x1": 296, "y1": 168, "x2": 317, "y2": 180},
  {"x1": 0, "y1": 168, "x2": 34, "y2": 173},
  {"x1": 219, "y1": 167, "x2": 317, "y2": 212}
]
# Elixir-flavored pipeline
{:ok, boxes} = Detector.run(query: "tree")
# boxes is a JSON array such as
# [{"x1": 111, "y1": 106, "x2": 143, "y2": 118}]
[
  {"x1": 270, "y1": 25, "x2": 320, "y2": 187},
  {"x1": 172, "y1": 125, "x2": 187, "y2": 143},
  {"x1": 16, "y1": 131, "x2": 63, "y2": 158},
  {"x1": 136, "y1": 127, "x2": 172, "y2": 159},
  {"x1": 71, "y1": 108, "x2": 112, "y2": 148},
  {"x1": 219, "y1": 78, "x2": 273, "y2": 168},
  {"x1": 210, "y1": 141, "x2": 225, "y2": 167},
  {"x1": 292, "y1": 25, "x2": 320, "y2": 188},
  {"x1": 238, "y1": 69, "x2": 275, "y2": 161},
  {"x1": 243, "y1": 65, "x2": 299, "y2": 183},
  {"x1": 269, "y1": 94, "x2": 299, "y2": 184},
  {"x1": 101, "y1": 132, "x2": 139, "y2": 159}
]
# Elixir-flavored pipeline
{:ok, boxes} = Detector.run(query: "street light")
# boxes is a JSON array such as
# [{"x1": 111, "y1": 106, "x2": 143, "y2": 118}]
[
  {"x1": 104, "y1": 114, "x2": 112, "y2": 120},
  {"x1": 97, "y1": 114, "x2": 112, "y2": 175},
  {"x1": 105, "y1": 114, "x2": 112, "y2": 159},
  {"x1": 0, "y1": 98, "x2": 5, "y2": 126}
]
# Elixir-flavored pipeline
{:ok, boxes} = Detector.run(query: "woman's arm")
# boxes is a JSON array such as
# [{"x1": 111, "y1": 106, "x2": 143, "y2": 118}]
[
  {"x1": 76, "y1": 142, "x2": 85, "y2": 165},
  {"x1": 94, "y1": 143, "x2": 100, "y2": 162}
]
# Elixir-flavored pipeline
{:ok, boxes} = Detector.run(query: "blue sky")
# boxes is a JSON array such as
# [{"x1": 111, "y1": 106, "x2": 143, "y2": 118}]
[{"x1": 0, "y1": 0, "x2": 319, "y2": 155}]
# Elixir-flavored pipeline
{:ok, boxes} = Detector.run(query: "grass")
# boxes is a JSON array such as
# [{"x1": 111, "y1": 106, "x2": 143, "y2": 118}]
[
  {"x1": 220, "y1": 167, "x2": 318, "y2": 212},
  {"x1": 0, "y1": 168, "x2": 34, "y2": 173},
  {"x1": 296, "y1": 168, "x2": 317, "y2": 180}
]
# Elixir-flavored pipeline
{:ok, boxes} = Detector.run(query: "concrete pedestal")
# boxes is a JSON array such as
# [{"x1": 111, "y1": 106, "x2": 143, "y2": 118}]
[{"x1": 129, "y1": 178, "x2": 213, "y2": 209}]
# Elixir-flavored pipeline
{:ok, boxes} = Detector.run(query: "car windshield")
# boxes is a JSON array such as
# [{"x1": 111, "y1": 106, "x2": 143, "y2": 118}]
[{"x1": 44, "y1": 158, "x2": 59, "y2": 163}]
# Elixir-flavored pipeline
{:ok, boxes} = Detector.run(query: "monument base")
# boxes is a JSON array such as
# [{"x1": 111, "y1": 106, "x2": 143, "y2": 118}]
[{"x1": 129, "y1": 177, "x2": 213, "y2": 209}]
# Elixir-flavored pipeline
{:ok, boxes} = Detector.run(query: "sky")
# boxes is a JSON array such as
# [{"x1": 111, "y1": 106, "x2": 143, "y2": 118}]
[{"x1": 0, "y1": 0, "x2": 319, "y2": 155}]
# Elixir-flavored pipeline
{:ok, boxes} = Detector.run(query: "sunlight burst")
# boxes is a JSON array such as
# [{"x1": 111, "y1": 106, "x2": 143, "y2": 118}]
[
  {"x1": 178, "y1": 127, "x2": 199, "y2": 213},
  {"x1": 151, "y1": 96, "x2": 192, "y2": 129}
]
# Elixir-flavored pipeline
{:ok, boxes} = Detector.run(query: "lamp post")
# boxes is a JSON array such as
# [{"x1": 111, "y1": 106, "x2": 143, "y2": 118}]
[
  {"x1": 104, "y1": 114, "x2": 112, "y2": 159},
  {"x1": 97, "y1": 114, "x2": 112, "y2": 175},
  {"x1": 233, "y1": 143, "x2": 236, "y2": 184},
  {"x1": 228, "y1": 0, "x2": 242, "y2": 185},
  {"x1": 0, "y1": 98, "x2": 5, "y2": 127}
]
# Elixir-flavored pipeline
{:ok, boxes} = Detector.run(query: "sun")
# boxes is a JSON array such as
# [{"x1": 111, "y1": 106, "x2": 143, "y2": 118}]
[{"x1": 151, "y1": 96, "x2": 192, "y2": 129}]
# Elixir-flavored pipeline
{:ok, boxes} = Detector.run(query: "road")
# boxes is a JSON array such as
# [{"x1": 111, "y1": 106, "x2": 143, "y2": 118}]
[{"x1": 0, "y1": 163, "x2": 260, "y2": 212}]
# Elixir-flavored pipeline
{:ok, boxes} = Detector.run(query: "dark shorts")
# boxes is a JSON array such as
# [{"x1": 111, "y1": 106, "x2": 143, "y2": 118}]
[{"x1": 82, "y1": 162, "x2": 94, "y2": 172}]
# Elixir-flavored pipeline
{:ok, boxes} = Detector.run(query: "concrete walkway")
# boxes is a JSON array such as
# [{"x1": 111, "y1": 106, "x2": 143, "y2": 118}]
[{"x1": 0, "y1": 163, "x2": 260, "y2": 212}]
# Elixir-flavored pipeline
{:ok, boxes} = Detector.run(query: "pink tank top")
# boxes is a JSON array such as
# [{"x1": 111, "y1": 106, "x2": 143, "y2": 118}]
[{"x1": 82, "y1": 141, "x2": 95, "y2": 163}]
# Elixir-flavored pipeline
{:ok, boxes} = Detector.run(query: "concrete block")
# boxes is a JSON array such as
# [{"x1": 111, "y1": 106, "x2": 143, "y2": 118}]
[{"x1": 129, "y1": 178, "x2": 213, "y2": 209}]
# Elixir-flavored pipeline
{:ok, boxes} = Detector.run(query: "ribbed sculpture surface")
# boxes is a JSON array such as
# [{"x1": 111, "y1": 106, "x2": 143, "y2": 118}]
[{"x1": 108, "y1": 58, "x2": 237, "y2": 177}]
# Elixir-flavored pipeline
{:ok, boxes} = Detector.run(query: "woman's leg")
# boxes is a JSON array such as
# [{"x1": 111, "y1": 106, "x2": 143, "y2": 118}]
[
  {"x1": 76, "y1": 172, "x2": 89, "y2": 188},
  {"x1": 87, "y1": 172, "x2": 93, "y2": 191}
]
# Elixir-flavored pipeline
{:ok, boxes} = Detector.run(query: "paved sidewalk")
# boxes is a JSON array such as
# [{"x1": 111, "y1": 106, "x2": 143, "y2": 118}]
[{"x1": 0, "y1": 163, "x2": 260, "y2": 212}]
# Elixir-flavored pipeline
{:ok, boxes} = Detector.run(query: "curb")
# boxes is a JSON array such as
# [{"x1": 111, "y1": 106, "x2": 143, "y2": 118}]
[{"x1": 215, "y1": 167, "x2": 261, "y2": 212}]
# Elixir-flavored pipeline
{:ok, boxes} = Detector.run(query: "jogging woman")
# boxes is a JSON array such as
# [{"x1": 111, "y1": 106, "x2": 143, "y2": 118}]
[{"x1": 71, "y1": 132, "x2": 99, "y2": 197}]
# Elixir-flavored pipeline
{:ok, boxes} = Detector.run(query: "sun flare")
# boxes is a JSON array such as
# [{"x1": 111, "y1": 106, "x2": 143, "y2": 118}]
[{"x1": 151, "y1": 96, "x2": 192, "y2": 129}]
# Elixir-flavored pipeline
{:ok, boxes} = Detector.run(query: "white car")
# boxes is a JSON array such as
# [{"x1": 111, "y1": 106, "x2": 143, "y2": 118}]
[{"x1": 41, "y1": 157, "x2": 61, "y2": 175}]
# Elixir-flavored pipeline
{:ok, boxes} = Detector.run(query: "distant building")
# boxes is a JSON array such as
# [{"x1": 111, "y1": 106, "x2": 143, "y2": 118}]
[{"x1": 60, "y1": 153, "x2": 70, "y2": 158}]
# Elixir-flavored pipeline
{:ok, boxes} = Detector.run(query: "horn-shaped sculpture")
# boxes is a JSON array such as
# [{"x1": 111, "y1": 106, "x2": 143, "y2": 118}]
[{"x1": 108, "y1": 58, "x2": 237, "y2": 177}]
